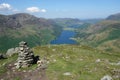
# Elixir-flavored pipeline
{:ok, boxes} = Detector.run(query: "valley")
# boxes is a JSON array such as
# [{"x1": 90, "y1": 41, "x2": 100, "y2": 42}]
[
  {"x1": 0, "y1": 13, "x2": 62, "y2": 52},
  {"x1": 50, "y1": 30, "x2": 76, "y2": 44},
  {"x1": 0, "y1": 13, "x2": 120, "y2": 80}
]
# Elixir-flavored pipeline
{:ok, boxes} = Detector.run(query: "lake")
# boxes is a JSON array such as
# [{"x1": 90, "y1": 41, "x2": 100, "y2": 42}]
[{"x1": 50, "y1": 30, "x2": 76, "y2": 44}]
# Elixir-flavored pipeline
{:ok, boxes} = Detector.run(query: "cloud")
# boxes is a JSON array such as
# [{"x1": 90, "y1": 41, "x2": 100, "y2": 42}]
[
  {"x1": 41, "y1": 9, "x2": 46, "y2": 12},
  {"x1": 0, "y1": 3, "x2": 12, "y2": 10},
  {"x1": 26, "y1": 7, "x2": 39, "y2": 13},
  {"x1": 26, "y1": 7, "x2": 46, "y2": 13},
  {"x1": 0, "y1": 3, "x2": 46, "y2": 14}
]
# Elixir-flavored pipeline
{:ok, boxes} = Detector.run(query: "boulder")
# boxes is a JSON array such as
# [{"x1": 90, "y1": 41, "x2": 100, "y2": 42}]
[{"x1": 6, "y1": 47, "x2": 19, "y2": 57}]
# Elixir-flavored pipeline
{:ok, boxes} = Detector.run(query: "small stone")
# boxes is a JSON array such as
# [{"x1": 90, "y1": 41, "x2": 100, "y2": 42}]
[
  {"x1": 52, "y1": 49, "x2": 56, "y2": 51},
  {"x1": 13, "y1": 69, "x2": 16, "y2": 72},
  {"x1": 63, "y1": 72, "x2": 71, "y2": 76},
  {"x1": 53, "y1": 59, "x2": 56, "y2": 62},
  {"x1": 23, "y1": 70, "x2": 26, "y2": 72},
  {"x1": 79, "y1": 58, "x2": 83, "y2": 61},
  {"x1": 96, "y1": 59, "x2": 101, "y2": 63},
  {"x1": 20, "y1": 47, "x2": 24, "y2": 51},
  {"x1": 116, "y1": 61, "x2": 120, "y2": 65},
  {"x1": 16, "y1": 65, "x2": 21, "y2": 69},
  {"x1": 19, "y1": 41, "x2": 27, "y2": 46}
]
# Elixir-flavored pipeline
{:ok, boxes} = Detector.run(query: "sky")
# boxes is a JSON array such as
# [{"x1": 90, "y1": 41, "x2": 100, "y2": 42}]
[{"x1": 0, "y1": 0, "x2": 120, "y2": 19}]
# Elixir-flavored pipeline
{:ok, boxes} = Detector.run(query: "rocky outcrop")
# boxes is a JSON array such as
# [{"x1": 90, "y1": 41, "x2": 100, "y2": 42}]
[
  {"x1": 15, "y1": 41, "x2": 35, "y2": 68},
  {"x1": 6, "y1": 47, "x2": 19, "y2": 57}
]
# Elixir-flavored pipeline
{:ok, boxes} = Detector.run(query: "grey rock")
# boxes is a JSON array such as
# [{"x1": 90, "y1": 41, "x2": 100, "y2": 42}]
[
  {"x1": 109, "y1": 61, "x2": 120, "y2": 66},
  {"x1": 14, "y1": 63, "x2": 21, "y2": 69},
  {"x1": 101, "y1": 75, "x2": 113, "y2": 80},
  {"x1": 95, "y1": 59, "x2": 101, "y2": 63},
  {"x1": 6, "y1": 47, "x2": 19, "y2": 57},
  {"x1": 37, "y1": 58, "x2": 47, "y2": 69},
  {"x1": 112, "y1": 69, "x2": 120, "y2": 79},
  {"x1": 19, "y1": 41, "x2": 27, "y2": 47},
  {"x1": 63, "y1": 72, "x2": 71, "y2": 76}
]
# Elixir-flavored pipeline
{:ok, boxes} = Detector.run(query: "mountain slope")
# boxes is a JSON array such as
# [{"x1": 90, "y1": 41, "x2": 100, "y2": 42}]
[
  {"x1": 75, "y1": 13, "x2": 120, "y2": 53},
  {"x1": 0, "y1": 13, "x2": 62, "y2": 52},
  {"x1": 106, "y1": 13, "x2": 120, "y2": 20},
  {"x1": 52, "y1": 18, "x2": 83, "y2": 28}
]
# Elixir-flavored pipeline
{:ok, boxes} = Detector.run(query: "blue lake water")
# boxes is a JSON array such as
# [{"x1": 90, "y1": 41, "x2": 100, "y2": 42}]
[{"x1": 50, "y1": 30, "x2": 76, "y2": 44}]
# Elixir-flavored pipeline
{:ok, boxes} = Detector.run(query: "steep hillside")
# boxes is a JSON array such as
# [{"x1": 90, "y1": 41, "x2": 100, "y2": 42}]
[
  {"x1": 75, "y1": 14, "x2": 120, "y2": 53},
  {"x1": 0, "y1": 13, "x2": 62, "y2": 52},
  {"x1": 0, "y1": 45, "x2": 119, "y2": 80},
  {"x1": 106, "y1": 13, "x2": 120, "y2": 20}
]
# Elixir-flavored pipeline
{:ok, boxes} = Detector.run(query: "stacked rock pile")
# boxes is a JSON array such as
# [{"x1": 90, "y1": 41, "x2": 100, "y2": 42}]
[{"x1": 15, "y1": 41, "x2": 35, "y2": 68}]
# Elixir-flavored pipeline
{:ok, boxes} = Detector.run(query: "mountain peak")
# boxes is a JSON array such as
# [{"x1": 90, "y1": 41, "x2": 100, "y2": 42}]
[{"x1": 0, "y1": 13, "x2": 39, "y2": 29}]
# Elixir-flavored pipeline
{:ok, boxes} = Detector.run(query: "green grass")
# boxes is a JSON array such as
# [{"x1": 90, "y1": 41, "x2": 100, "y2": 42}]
[
  {"x1": 0, "y1": 54, "x2": 18, "y2": 75},
  {"x1": 0, "y1": 45, "x2": 119, "y2": 80},
  {"x1": 33, "y1": 45, "x2": 120, "y2": 80}
]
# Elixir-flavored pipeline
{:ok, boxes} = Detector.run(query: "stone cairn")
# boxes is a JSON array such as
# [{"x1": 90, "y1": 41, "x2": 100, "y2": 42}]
[{"x1": 15, "y1": 41, "x2": 35, "y2": 68}]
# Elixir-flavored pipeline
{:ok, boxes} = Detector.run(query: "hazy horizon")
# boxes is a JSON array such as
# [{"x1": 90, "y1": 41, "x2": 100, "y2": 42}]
[{"x1": 0, "y1": 0, "x2": 120, "y2": 19}]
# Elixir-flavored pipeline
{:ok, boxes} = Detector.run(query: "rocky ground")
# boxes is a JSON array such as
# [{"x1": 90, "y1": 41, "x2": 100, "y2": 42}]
[
  {"x1": 0, "y1": 41, "x2": 48, "y2": 80},
  {"x1": 0, "y1": 62, "x2": 48, "y2": 80}
]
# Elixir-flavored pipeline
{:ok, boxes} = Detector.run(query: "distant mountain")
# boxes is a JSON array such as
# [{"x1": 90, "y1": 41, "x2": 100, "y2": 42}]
[
  {"x1": 0, "y1": 13, "x2": 62, "y2": 52},
  {"x1": 75, "y1": 13, "x2": 120, "y2": 53},
  {"x1": 52, "y1": 18, "x2": 83, "y2": 28},
  {"x1": 81, "y1": 19, "x2": 104, "y2": 24},
  {"x1": 106, "y1": 13, "x2": 120, "y2": 20}
]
